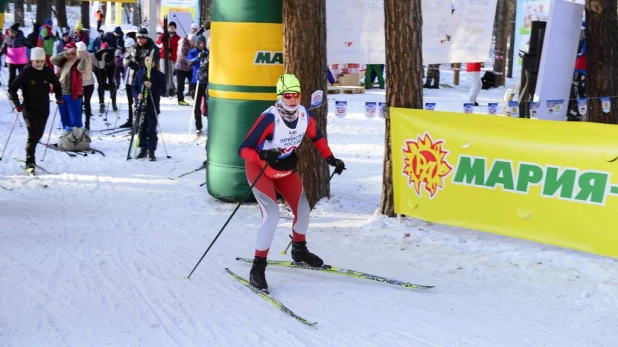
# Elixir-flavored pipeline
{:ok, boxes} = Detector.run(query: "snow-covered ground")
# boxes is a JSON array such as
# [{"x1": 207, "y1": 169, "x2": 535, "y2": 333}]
[
  {"x1": 2, "y1": 5, "x2": 618, "y2": 347},
  {"x1": 2, "y1": 62, "x2": 618, "y2": 346}
]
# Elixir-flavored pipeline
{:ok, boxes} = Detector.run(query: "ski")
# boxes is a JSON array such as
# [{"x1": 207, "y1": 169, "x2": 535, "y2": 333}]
[
  {"x1": 14, "y1": 158, "x2": 58, "y2": 175},
  {"x1": 168, "y1": 162, "x2": 206, "y2": 180},
  {"x1": 236, "y1": 258, "x2": 434, "y2": 290},
  {"x1": 225, "y1": 268, "x2": 317, "y2": 326},
  {"x1": 90, "y1": 148, "x2": 106, "y2": 157},
  {"x1": 101, "y1": 128, "x2": 130, "y2": 135},
  {"x1": 19, "y1": 166, "x2": 48, "y2": 188},
  {"x1": 38, "y1": 142, "x2": 85, "y2": 157}
]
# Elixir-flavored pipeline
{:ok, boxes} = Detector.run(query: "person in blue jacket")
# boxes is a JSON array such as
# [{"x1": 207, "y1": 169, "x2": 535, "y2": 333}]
[
  {"x1": 131, "y1": 55, "x2": 166, "y2": 161},
  {"x1": 187, "y1": 35, "x2": 209, "y2": 134}
]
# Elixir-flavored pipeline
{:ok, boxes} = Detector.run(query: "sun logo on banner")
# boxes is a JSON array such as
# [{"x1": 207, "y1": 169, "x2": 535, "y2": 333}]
[{"x1": 402, "y1": 133, "x2": 453, "y2": 198}]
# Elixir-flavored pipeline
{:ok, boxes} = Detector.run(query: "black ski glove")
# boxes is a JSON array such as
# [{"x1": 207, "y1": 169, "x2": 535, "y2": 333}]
[
  {"x1": 259, "y1": 148, "x2": 280, "y2": 165},
  {"x1": 326, "y1": 155, "x2": 346, "y2": 175}
]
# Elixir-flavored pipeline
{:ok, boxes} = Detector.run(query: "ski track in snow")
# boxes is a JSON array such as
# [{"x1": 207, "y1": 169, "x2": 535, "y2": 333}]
[{"x1": 1, "y1": 17, "x2": 618, "y2": 346}]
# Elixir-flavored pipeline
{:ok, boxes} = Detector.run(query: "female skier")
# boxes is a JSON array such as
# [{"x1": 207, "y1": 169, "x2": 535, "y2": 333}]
[{"x1": 238, "y1": 73, "x2": 346, "y2": 291}]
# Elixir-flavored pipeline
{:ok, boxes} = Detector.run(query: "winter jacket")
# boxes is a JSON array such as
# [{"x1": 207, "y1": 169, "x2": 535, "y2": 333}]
[
  {"x1": 156, "y1": 32, "x2": 180, "y2": 62},
  {"x1": 91, "y1": 37, "x2": 103, "y2": 53},
  {"x1": 26, "y1": 24, "x2": 41, "y2": 49},
  {"x1": 82, "y1": 53, "x2": 95, "y2": 87},
  {"x1": 188, "y1": 48, "x2": 209, "y2": 84},
  {"x1": 74, "y1": 31, "x2": 89, "y2": 46},
  {"x1": 135, "y1": 38, "x2": 160, "y2": 68},
  {"x1": 1, "y1": 32, "x2": 28, "y2": 65},
  {"x1": 132, "y1": 67, "x2": 166, "y2": 114},
  {"x1": 9, "y1": 65, "x2": 62, "y2": 112},
  {"x1": 51, "y1": 53, "x2": 86, "y2": 100},
  {"x1": 123, "y1": 46, "x2": 140, "y2": 85},
  {"x1": 38, "y1": 24, "x2": 56, "y2": 55},
  {"x1": 102, "y1": 32, "x2": 124, "y2": 51},
  {"x1": 466, "y1": 63, "x2": 481, "y2": 72},
  {"x1": 174, "y1": 38, "x2": 191, "y2": 72}
]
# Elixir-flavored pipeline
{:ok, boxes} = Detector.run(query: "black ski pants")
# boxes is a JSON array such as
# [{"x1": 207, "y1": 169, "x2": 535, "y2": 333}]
[
  {"x1": 126, "y1": 84, "x2": 134, "y2": 123},
  {"x1": 8, "y1": 64, "x2": 25, "y2": 87},
  {"x1": 22, "y1": 108, "x2": 50, "y2": 164},
  {"x1": 83, "y1": 84, "x2": 95, "y2": 129},
  {"x1": 138, "y1": 110, "x2": 158, "y2": 151},
  {"x1": 193, "y1": 83, "x2": 208, "y2": 131},
  {"x1": 176, "y1": 69, "x2": 192, "y2": 103}
]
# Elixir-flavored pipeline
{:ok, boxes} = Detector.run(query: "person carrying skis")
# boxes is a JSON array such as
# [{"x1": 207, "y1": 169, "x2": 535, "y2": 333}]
[
  {"x1": 131, "y1": 55, "x2": 166, "y2": 161},
  {"x1": 187, "y1": 35, "x2": 208, "y2": 134},
  {"x1": 120, "y1": 37, "x2": 138, "y2": 128},
  {"x1": 238, "y1": 73, "x2": 346, "y2": 291},
  {"x1": 134, "y1": 28, "x2": 160, "y2": 68},
  {"x1": 51, "y1": 42, "x2": 86, "y2": 130},
  {"x1": 9, "y1": 47, "x2": 62, "y2": 173}
]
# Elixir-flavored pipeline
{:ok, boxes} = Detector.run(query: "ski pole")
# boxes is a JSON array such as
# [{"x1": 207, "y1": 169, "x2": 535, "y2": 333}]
[
  {"x1": 42, "y1": 106, "x2": 60, "y2": 162},
  {"x1": 186, "y1": 164, "x2": 268, "y2": 279},
  {"x1": 173, "y1": 15, "x2": 188, "y2": 37},
  {"x1": 0, "y1": 110, "x2": 20, "y2": 161},
  {"x1": 281, "y1": 171, "x2": 337, "y2": 255},
  {"x1": 149, "y1": 91, "x2": 171, "y2": 159}
]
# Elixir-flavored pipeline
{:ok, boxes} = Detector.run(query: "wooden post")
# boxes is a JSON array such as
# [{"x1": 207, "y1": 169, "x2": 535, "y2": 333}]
[{"x1": 453, "y1": 63, "x2": 461, "y2": 85}]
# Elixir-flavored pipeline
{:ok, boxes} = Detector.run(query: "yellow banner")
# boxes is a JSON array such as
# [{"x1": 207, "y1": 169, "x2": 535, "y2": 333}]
[{"x1": 391, "y1": 108, "x2": 618, "y2": 258}]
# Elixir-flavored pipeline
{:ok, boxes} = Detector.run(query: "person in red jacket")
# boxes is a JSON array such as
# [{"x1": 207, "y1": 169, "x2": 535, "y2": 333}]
[
  {"x1": 467, "y1": 62, "x2": 482, "y2": 106},
  {"x1": 156, "y1": 21, "x2": 180, "y2": 63},
  {"x1": 238, "y1": 73, "x2": 346, "y2": 292}
]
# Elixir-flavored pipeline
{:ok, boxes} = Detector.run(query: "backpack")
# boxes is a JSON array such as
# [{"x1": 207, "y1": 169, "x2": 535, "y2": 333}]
[
  {"x1": 58, "y1": 127, "x2": 92, "y2": 151},
  {"x1": 481, "y1": 71, "x2": 495, "y2": 90}
]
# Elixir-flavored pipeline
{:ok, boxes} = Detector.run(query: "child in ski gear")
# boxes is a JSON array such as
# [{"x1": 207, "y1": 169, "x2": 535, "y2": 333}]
[
  {"x1": 187, "y1": 35, "x2": 208, "y2": 133},
  {"x1": 121, "y1": 38, "x2": 138, "y2": 128},
  {"x1": 51, "y1": 42, "x2": 86, "y2": 130},
  {"x1": 9, "y1": 47, "x2": 62, "y2": 171},
  {"x1": 0, "y1": 23, "x2": 28, "y2": 87},
  {"x1": 77, "y1": 42, "x2": 95, "y2": 130},
  {"x1": 238, "y1": 73, "x2": 346, "y2": 291},
  {"x1": 131, "y1": 55, "x2": 166, "y2": 161}
]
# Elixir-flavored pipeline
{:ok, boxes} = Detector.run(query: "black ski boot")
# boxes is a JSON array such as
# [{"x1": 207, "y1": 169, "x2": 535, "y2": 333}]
[
  {"x1": 148, "y1": 150, "x2": 156, "y2": 161},
  {"x1": 119, "y1": 120, "x2": 132, "y2": 128},
  {"x1": 136, "y1": 147, "x2": 147, "y2": 159},
  {"x1": 249, "y1": 256, "x2": 268, "y2": 292},
  {"x1": 291, "y1": 241, "x2": 324, "y2": 267},
  {"x1": 99, "y1": 103, "x2": 105, "y2": 114},
  {"x1": 25, "y1": 162, "x2": 35, "y2": 176}
]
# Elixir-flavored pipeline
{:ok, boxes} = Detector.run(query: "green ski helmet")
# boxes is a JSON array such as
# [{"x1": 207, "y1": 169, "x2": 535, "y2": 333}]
[{"x1": 276, "y1": 73, "x2": 302, "y2": 96}]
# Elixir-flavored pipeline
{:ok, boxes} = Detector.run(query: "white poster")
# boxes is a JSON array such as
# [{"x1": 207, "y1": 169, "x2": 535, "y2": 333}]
[
  {"x1": 326, "y1": 0, "x2": 497, "y2": 65},
  {"x1": 168, "y1": 12, "x2": 192, "y2": 38}
]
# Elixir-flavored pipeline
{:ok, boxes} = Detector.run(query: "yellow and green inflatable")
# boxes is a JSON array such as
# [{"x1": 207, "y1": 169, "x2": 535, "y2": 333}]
[{"x1": 208, "y1": 0, "x2": 284, "y2": 201}]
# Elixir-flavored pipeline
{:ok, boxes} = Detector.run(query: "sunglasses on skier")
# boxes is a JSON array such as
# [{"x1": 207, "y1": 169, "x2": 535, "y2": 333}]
[{"x1": 282, "y1": 93, "x2": 301, "y2": 99}]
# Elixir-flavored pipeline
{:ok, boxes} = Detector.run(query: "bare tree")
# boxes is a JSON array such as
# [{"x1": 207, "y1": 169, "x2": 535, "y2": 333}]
[
  {"x1": 585, "y1": 0, "x2": 618, "y2": 123},
  {"x1": 200, "y1": 0, "x2": 212, "y2": 24},
  {"x1": 133, "y1": 4, "x2": 141, "y2": 28},
  {"x1": 81, "y1": 1, "x2": 90, "y2": 29},
  {"x1": 15, "y1": 0, "x2": 25, "y2": 26},
  {"x1": 381, "y1": 0, "x2": 424, "y2": 216},
  {"x1": 36, "y1": 0, "x2": 52, "y2": 24},
  {"x1": 283, "y1": 0, "x2": 330, "y2": 206},
  {"x1": 55, "y1": 0, "x2": 68, "y2": 28},
  {"x1": 492, "y1": 0, "x2": 510, "y2": 86}
]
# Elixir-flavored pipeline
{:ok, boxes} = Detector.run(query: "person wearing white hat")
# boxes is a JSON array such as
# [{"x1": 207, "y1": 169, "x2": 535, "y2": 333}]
[
  {"x1": 77, "y1": 41, "x2": 95, "y2": 129},
  {"x1": 191, "y1": 23, "x2": 199, "y2": 34},
  {"x1": 119, "y1": 37, "x2": 138, "y2": 128},
  {"x1": 8, "y1": 47, "x2": 62, "y2": 174}
]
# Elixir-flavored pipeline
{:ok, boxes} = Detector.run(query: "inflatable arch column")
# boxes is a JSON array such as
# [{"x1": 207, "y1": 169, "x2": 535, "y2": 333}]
[{"x1": 207, "y1": 0, "x2": 283, "y2": 201}]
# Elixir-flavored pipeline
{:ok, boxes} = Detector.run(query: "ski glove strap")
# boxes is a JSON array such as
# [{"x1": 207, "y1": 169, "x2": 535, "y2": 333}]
[
  {"x1": 326, "y1": 155, "x2": 346, "y2": 175},
  {"x1": 259, "y1": 148, "x2": 281, "y2": 165}
]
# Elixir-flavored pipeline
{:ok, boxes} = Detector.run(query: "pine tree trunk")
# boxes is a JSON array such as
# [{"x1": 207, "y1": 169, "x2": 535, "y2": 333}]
[
  {"x1": 585, "y1": 0, "x2": 618, "y2": 123},
  {"x1": 200, "y1": 0, "x2": 212, "y2": 24},
  {"x1": 56, "y1": 0, "x2": 68, "y2": 28},
  {"x1": 81, "y1": 1, "x2": 90, "y2": 29},
  {"x1": 381, "y1": 0, "x2": 424, "y2": 217},
  {"x1": 493, "y1": 0, "x2": 509, "y2": 86},
  {"x1": 283, "y1": 0, "x2": 330, "y2": 207},
  {"x1": 507, "y1": 0, "x2": 516, "y2": 79},
  {"x1": 26, "y1": 0, "x2": 32, "y2": 13},
  {"x1": 133, "y1": 4, "x2": 141, "y2": 27},
  {"x1": 36, "y1": 0, "x2": 51, "y2": 25},
  {"x1": 15, "y1": 0, "x2": 25, "y2": 26}
]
